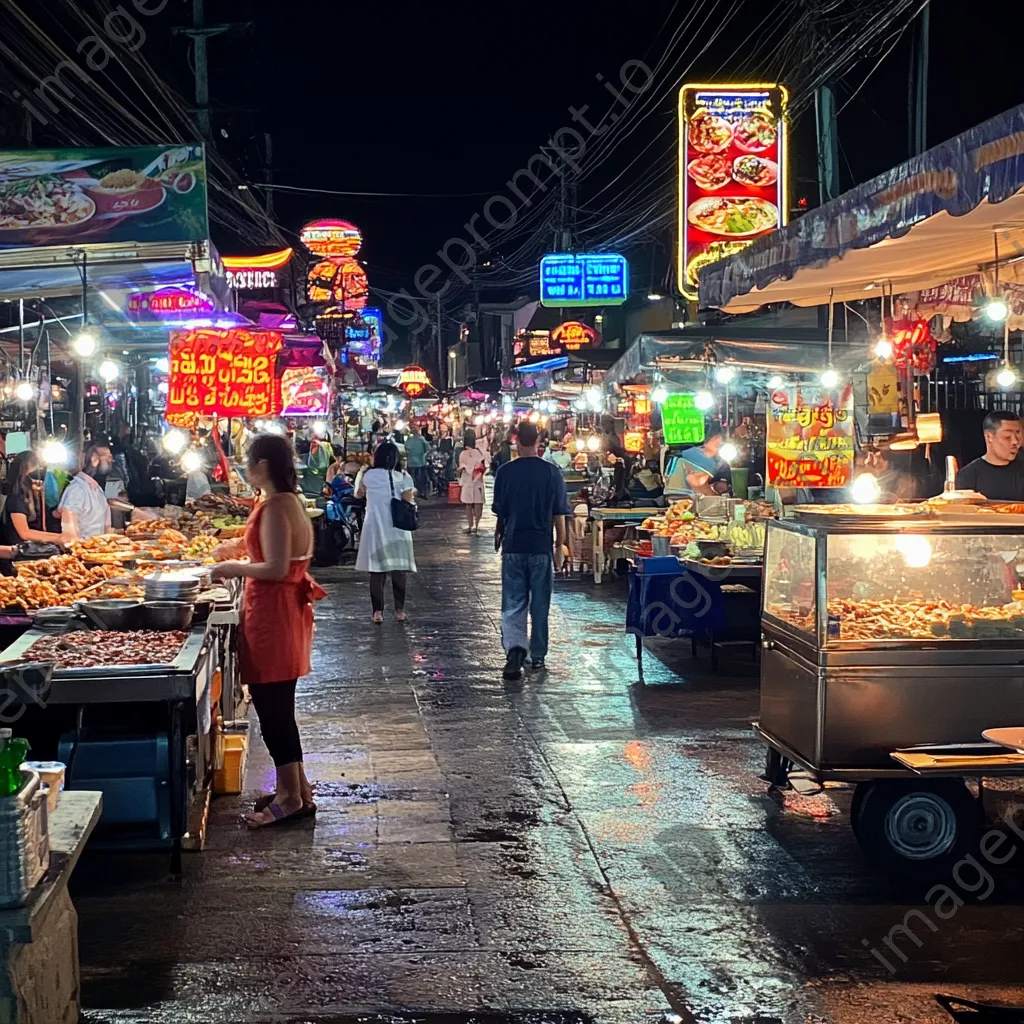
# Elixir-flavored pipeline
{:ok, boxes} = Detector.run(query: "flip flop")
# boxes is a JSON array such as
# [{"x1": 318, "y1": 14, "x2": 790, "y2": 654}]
[
  {"x1": 245, "y1": 800, "x2": 306, "y2": 828},
  {"x1": 254, "y1": 793, "x2": 317, "y2": 818}
]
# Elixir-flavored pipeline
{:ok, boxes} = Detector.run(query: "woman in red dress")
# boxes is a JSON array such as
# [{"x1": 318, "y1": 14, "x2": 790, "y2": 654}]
[{"x1": 212, "y1": 434, "x2": 326, "y2": 827}]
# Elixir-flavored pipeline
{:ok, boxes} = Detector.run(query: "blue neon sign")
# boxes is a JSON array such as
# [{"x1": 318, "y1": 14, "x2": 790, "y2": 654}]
[
  {"x1": 539, "y1": 252, "x2": 629, "y2": 307},
  {"x1": 348, "y1": 307, "x2": 383, "y2": 360}
]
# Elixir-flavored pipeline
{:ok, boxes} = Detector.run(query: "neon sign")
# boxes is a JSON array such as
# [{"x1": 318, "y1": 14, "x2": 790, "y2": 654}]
[
  {"x1": 551, "y1": 320, "x2": 597, "y2": 351},
  {"x1": 678, "y1": 82, "x2": 788, "y2": 301},
  {"x1": 300, "y1": 219, "x2": 363, "y2": 258},
  {"x1": 223, "y1": 248, "x2": 292, "y2": 290},
  {"x1": 127, "y1": 287, "x2": 215, "y2": 319},
  {"x1": 539, "y1": 253, "x2": 628, "y2": 307},
  {"x1": 397, "y1": 365, "x2": 431, "y2": 397}
]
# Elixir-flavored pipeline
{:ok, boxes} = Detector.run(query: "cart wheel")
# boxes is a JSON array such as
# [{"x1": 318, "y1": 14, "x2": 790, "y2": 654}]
[
  {"x1": 851, "y1": 780, "x2": 980, "y2": 878},
  {"x1": 763, "y1": 747, "x2": 793, "y2": 787}
]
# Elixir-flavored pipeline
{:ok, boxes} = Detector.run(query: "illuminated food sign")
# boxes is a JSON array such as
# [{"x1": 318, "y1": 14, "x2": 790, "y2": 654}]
[
  {"x1": 223, "y1": 248, "x2": 292, "y2": 290},
  {"x1": 166, "y1": 328, "x2": 283, "y2": 419},
  {"x1": 307, "y1": 256, "x2": 368, "y2": 309},
  {"x1": 300, "y1": 219, "x2": 362, "y2": 257},
  {"x1": 397, "y1": 365, "x2": 431, "y2": 397},
  {"x1": 766, "y1": 384, "x2": 854, "y2": 488},
  {"x1": 281, "y1": 365, "x2": 330, "y2": 416},
  {"x1": 127, "y1": 286, "x2": 214, "y2": 319},
  {"x1": 551, "y1": 320, "x2": 597, "y2": 351},
  {"x1": 539, "y1": 253, "x2": 628, "y2": 307},
  {"x1": 678, "y1": 83, "x2": 788, "y2": 301},
  {"x1": 661, "y1": 393, "x2": 705, "y2": 446}
]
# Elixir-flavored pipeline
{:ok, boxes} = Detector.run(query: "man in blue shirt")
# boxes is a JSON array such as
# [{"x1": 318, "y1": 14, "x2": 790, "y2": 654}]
[
  {"x1": 492, "y1": 421, "x2": 571, "y2": 679},
  {"x1": 404, "y1": 426, "x2": 432, "y2": 499}
]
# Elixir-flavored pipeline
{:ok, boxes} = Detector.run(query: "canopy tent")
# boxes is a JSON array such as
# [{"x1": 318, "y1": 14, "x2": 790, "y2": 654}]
[
  {"x1": 605, "y1": 314, "x2": 869, "y2": 388},
  {"x1": 699, "y1": 103, "x2": 1024, "y2": 314}
]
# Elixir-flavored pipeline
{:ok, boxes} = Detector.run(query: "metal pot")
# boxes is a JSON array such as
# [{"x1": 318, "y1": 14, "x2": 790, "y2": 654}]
[
  {"x1": 77, "y1": 599, "x2": 142, "y2": 631},
  {"x1": 141, "y1": 601, "x2": 194, "y2": 631}
]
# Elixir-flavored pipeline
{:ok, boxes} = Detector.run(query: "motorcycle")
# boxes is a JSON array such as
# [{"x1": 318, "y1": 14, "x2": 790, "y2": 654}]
[{"x1": 313, "y1": 474, "x2": 365, "y2": 566}]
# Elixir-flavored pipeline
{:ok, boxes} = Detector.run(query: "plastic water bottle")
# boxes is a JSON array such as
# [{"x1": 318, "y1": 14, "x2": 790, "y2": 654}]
[{"x1": 0, "y1": 729, "x2": 30, "y2": 797}]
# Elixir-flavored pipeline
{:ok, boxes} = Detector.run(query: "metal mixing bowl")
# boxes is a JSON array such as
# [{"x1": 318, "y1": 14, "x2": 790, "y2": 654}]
[
  {"x1": 141, "y1": 601, "x2": 194, "y2": 631},
  {"x1": 77, "y1": 599, "x2": 142, "y2": 631}
]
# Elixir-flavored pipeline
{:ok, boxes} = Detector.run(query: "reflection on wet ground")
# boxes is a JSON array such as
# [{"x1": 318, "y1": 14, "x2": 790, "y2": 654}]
[{"x1": 74, "y1": 505, "x2": 1024, "y2": 1023}]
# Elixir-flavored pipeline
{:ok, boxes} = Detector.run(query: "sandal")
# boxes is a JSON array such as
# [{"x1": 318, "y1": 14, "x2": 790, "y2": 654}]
[
  {"x1": 372, "y1": 611, "x2": 383, "y2": 624},
  {"x1": 245, "y1": 800, "x2": 305, "y2": 828},
  {"x1": 254, "y1": 793, "x2": 317, "y2": 818},
  {"x1": 395, "y1": 610, "x2": 408, "y2": 622}
]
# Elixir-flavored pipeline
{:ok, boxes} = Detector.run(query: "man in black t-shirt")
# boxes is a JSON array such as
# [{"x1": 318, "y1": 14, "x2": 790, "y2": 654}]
[
  {"x1": 492, "y1": 422, "x2": 571, "y2": 680},
  {"x1": 956, "y1": 410, "x2": 1024, "y2": 500}
]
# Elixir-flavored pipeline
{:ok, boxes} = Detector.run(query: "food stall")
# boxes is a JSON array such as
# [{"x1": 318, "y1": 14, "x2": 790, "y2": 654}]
[
  {"x1": 757, "y1": 504, "x2": 1024, "y2": 876},
  {"x1": 0, "y1": 500, "x2": 247, "y2": 873}
]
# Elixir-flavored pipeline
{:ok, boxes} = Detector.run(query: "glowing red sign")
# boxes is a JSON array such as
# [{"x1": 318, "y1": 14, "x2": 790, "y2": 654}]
[
  {"x1": 887, "y1": 316, "x2": 936, "y2": 374},
  {"x1": 397, "y1": 365, "x2": 431, "y2": 397},
  {"x1": 551, "y1": 321, "x2": 597, "y2": 351},
  {"x1": 300, "y1": 219, "x2": 363, "y2": 257},
  {"x1": 167, "y1": 328, "x2": 283, "y2": 418}
]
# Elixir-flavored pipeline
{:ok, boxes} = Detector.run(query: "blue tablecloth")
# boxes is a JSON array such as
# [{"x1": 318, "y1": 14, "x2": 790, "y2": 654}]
[{"x1": 626, "y1": 562, "x2": 729, "y2": 641}]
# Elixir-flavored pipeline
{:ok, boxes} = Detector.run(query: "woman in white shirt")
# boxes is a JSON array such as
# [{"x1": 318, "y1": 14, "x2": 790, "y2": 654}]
[
  {"x1": 355, "y1": 441, "x2": 417, "y2": 623},
  {"x1": 457, "y1": 428, "x2": 487, "y2": 534}
]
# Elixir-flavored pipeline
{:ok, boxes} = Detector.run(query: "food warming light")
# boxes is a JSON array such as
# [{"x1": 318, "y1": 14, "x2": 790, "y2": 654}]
[{"x1": 850, "y1": 472, "x2": 881, "y2": 504}]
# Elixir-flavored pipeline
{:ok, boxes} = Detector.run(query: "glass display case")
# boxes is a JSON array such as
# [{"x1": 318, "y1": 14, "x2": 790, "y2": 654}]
[
  {"x1": 763, "y1": 518, "x2": 1024, "y2": 647},
  {"x1": 758, "y1": 516, "x2": 1024, "y2": 775}
]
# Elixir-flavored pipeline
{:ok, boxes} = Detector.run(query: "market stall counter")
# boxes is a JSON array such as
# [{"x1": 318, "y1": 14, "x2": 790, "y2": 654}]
[
  {"x1": 757, "y1": 507, "x2": 1024, "y2": 876},
  {"x1": 0, "y1": 621, "x2": 215, "y2": 876}
]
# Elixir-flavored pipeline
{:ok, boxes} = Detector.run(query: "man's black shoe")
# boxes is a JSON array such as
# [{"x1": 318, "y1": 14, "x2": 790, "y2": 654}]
[
  {"x1": 503, "y1": 646, "x2": 527, "y2": 680},
  {"x1": 530, "y1": 658, "x2": 546, "y2": 671}
]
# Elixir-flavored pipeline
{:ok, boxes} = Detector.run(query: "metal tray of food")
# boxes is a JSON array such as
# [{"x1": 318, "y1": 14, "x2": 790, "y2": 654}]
[{"x1": 0, "y1": 624, "x2": 207, "y2": 679}]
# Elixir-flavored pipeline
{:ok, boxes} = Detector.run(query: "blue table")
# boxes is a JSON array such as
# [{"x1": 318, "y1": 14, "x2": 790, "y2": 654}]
[{"x1": 626, "y1": 557, "x2": 761, "y2": 682}]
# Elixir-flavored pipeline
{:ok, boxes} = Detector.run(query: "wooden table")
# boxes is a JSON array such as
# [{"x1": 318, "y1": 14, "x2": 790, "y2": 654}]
[
  {"x1": 589, "y1": 507, "x2": 663, "y2": 583},
  {"x1": 0, "y1": 791, "x2": 102, "y2": 1024}
]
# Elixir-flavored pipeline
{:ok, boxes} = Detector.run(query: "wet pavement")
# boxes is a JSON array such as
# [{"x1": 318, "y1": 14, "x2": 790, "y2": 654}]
[{"x1": 73, "y1": 502, "x2": 1024, "y2": 1023}]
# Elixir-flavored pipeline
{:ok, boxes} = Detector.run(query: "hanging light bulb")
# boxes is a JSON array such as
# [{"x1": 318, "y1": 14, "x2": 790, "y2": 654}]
[
  {"x1": 73, "y1": 331, "x2": 96, "y2": 357},
  {"x1": 162, "y1": 428, "x2": 187, "y2": 454},
  {"x1": 39, "y1": 439, "x2": 67, "y2": 465},
  {"x1": 766, "y1": 375, "x2": 784, "y2": 390},
  {"x1": 874, "y1": 338, "x2": 893, "y2": 360},
  {"x1": 694, "y1": 390, "x2": 715, "y2": 411},
  {"x1": 574, "y1": 437, "x2": 586, "y2": 451},
  {"x1": 714, "y1": 365, "x2": 736, "y2": 384},
  {"x1": 180, "y1": 449, "x2": 202, "y2": 474},
  {"x1": 651, "y1": 385, "x2": 669, "y2": 404},
  {"x1": 986, "y1": 297, "x2": 1009, "y2": 322},
  {"x1": 528, "y1": 411, "x2": 540, "y2": 423},
  {"x1": 98, "y1": 359, "x2": 119, "y2": 383},
  {"x1": 820, "y1": 367, "x2": 839, "y2": 388},
  {"x1": 586, "y1": 434, "x2": 601, "y2": 452},
  {"x1": 997, "y1": 365, "x2": 1016, "y2": 388},
  {"x1": 155, "y1": 356, "x2": 170, "y2": 372},
  {"x1": 14, "y1": 381, "x2": 33, "y2": 401},
  {"x1": 719, "y1": 442, "x2": 738, "y2": 463},
  {"x1": 312, "y1": 420, "x2": 328, "y2": 436},
  {"x1": 850, "y1": 472, "x2": 881, "y2": 504}
]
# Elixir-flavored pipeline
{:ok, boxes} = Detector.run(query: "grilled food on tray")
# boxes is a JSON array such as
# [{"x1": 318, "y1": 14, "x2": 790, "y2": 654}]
[{"x1": 22, "y1": 630, "x2": 189, "y2": 669}]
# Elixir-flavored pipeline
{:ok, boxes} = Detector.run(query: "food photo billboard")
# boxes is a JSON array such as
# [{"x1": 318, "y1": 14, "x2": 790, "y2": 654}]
[
  {"x1": 677, "y1": 84, "x2": 787, "y2": 301},
  {"x1": 0, "y1": 145, "x2": 208, "y2": 249}
]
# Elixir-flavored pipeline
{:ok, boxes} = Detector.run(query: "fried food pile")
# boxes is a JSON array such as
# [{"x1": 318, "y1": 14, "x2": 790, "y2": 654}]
[{"x1": 2, "y1": 554, "x2": 138, "y2": 610}]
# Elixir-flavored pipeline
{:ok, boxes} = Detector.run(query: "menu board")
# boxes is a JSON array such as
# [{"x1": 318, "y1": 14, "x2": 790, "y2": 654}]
[
  {"x1": 661, "y1": 394, "x2": 705, "y2": 446},
  {"x1": 766, "y1": 385, "x2": 854, "y2": 489},
  {"x1": 678, "y1": 85, "x2": 787, "y2": 300},
  {"x1": 167, "y1": 328, "x2": 283, "y2": 419}
]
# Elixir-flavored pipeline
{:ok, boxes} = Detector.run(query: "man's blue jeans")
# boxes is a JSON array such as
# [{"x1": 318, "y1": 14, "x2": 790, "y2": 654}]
[{"x1": 501, "y1": 552, "x2": 553, "y2": 660}]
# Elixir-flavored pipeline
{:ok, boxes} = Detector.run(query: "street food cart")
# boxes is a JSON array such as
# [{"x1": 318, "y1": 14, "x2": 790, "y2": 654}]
[{"x1": 757, "y1": 508, "x2": 1024, "y2": 876}]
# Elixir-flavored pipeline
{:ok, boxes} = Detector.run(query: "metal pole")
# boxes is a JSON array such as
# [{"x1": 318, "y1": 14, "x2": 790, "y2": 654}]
[
  {"x1": 72, "y1": 254, "x2": 87, "y2": 460},
  {"x1": 436, "y1": 293, "x2": 443, "y2": 390},
  {"x1": 263, "y1": 132, "x2": 274, "y2": 221},
  {"x1": 814, "y1": 84, "x2": 840, "y2": 204},
  {"x1": 18, "y1": 299, "x2": 25, "y2": 372},
  {"x1": 911, "y1": 3, "x2": 930, "y2": 156}
]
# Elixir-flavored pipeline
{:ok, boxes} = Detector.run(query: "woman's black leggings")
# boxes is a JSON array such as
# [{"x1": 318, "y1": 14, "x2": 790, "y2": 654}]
[
  {"x1": 370, "y1": 571, "x2": 407, "y2": 612},
  {"x1": 249, "y1": 680, "x2": 302, "y2": 767}
]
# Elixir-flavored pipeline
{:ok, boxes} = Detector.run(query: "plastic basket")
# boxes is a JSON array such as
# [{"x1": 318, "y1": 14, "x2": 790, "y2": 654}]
[{"x1": 0, "y1": 769, "x2": 50, "y2": 908}]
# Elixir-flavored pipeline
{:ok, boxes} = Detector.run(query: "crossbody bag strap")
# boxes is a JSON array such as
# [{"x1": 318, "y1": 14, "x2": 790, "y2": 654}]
[{"x1": 388, "y1": 469, "x2": 395, "y2": 497}]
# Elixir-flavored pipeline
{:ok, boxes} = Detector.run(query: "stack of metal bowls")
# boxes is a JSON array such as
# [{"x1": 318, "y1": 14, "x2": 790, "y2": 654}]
[{"x1": 144, "y1": 575, "x2": 201, "y2": 603}]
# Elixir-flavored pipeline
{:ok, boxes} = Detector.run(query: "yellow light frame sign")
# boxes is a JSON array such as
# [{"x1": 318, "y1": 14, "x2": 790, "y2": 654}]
[{"x1": 677, "y1": 82, "x2": 789, "y2": 302}]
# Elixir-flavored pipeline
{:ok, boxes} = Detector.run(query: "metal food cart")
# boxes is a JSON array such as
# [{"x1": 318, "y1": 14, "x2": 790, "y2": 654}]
[{"x1": 756, "y1": 511, "x2": 1024, "y2": 876}]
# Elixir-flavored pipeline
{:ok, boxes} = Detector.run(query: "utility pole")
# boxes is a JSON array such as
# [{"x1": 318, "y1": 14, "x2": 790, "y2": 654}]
[
  {"x1": 909, "y1": 2, "x2": 930, "y2": 156},
  {"x1": 175, "y1": 0, "x2": 250, "y2": 143},
  {"x1": 436, "y1": 293, "x2": 444, "y2": 391},
  {"x1": 263, "y1": 132, "x2": 275, "y2": 220},
  {"x1": 814, "y1": 85, "x2": 839, "y2": 204}
]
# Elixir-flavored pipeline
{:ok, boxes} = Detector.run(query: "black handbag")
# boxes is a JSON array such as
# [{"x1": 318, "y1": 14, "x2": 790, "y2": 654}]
[{"x1": 389, "y1": 470, "x2": 419, "y2": 532}]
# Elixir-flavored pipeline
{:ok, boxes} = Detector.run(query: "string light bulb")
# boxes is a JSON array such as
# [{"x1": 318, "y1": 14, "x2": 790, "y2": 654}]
[
  {"x1": 714, "y1": 365, "x2": 736, "y2": 384},
  {"x1": 180, "y1": 449, "x2": 202, "y2": 474},
  {"x1": 651, "y1": 385, "x2": 668, "y2": 404},
  {"x1": 694, "y1": 390, "x2": 715, "y2": 411},
  {"x1": 162, "y1": 429, "x2": 187, "y2": 454},
  {"x1": 719, "y1": 442, "x2": 738, "y2": 463},
  {"x1": 14, "y1": 381, "x2": 33, "y2": 401},
  {"x1": 73, "y1": 331, "x2": 96, "y2": 357},
  {"x1": 98, "y1": 359, "x2": 119, "y2": 383},
  {"x1": 851, "y1": 472, "x2": 881, "y2": 504},
  {"x1": 586, "y1": 435, "x2": 600, "y2": 451},
  {"x1": 986, "y1": 297, "x2": 1009, "y2": 322},
  {"x1": 997, "y1": 365, "x2": 1016, "y2": 388},
  {"x1": 874, "y1": 339, "x2": 893, "y2": 360},
  {"x1": 767, "y1": 375, "x2": 784, "y2": 390},
  {"x1": 820, "y1": 367, "x2": 839, "y2": 388}
]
